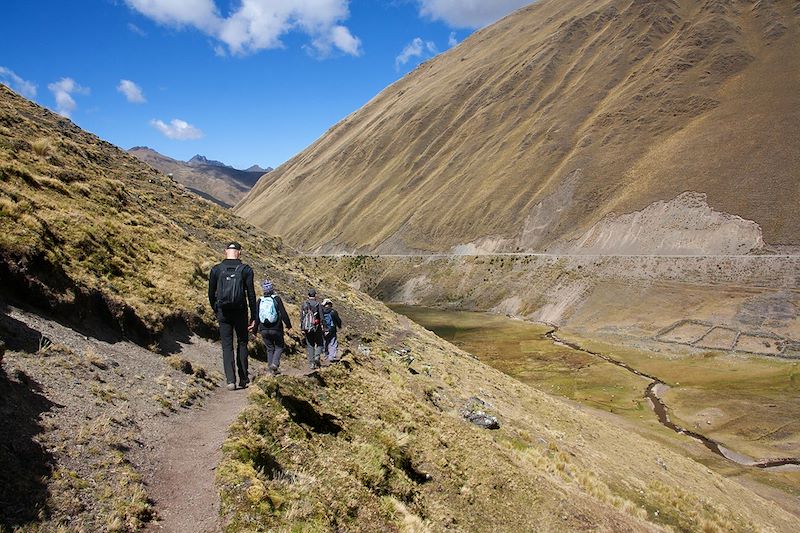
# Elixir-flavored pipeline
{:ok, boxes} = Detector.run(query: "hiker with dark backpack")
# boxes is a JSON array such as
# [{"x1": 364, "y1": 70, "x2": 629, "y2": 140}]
[
  {"x1": 321, "y1": 298, "x2": 342, "y2": 362},
  {"x1": 257, "y1": 280, "x2": 292, "y2": 376},
  {"x1": 300, "y1": 288, "x2": 325, "y2": 369},
  {"x1": 208, "y1": 241, "x2": 257, "y2": 390}
]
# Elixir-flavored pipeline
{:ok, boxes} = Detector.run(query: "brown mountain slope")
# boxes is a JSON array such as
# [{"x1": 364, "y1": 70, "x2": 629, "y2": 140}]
[
  {"x1": 129, "y1": 146, "x2": 267, "y2": 208},
  {"x1": 237, "y1": 0, "x2": 800, "y2": 253}
]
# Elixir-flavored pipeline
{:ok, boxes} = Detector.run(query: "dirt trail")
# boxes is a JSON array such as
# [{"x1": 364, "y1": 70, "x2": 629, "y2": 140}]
[
  {"x1": 143, "y1": 386, "x2": 247, "y2": 533},
  {"x1": 142, "y1": 355, "x2": 317, "y2": 532}
]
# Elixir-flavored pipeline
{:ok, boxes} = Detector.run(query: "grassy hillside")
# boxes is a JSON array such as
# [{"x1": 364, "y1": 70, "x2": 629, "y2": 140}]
[
  {"x1": 237, "y1": 0, "x2": 800, "y2": 253},
  {"x1": 2, "y1": 86, "x2": 800, "y2": 532}
]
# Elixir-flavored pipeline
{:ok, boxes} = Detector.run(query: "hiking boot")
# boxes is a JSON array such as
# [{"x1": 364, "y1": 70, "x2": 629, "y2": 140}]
[
  {"x1": 239, "y1": 380, "x2": 249, "y2": 389},
  {"x1": 226, "y1": 383, "x2": 236, "y2": 391}
]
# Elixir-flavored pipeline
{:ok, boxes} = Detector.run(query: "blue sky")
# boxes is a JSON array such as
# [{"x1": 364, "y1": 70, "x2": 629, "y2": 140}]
[{"x1": 1, "y1": 1, "x2": 531, "y2": 169}]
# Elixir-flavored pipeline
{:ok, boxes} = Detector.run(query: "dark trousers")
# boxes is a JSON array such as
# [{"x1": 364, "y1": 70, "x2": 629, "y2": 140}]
[
  {"x1": 261, "y1": 329, "x2": 285, "y2": 370},
  {"x1": 218, "y1": 309, "x2": 249, "y2": 385},
  {"x1": 305, "y1": 330, "x2": 324, "y2": 368}
]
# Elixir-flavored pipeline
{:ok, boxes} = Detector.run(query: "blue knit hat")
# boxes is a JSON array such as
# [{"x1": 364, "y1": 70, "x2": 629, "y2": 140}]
[{"x1": 262, "y1": 280, "x2": 273, "y2": 293}]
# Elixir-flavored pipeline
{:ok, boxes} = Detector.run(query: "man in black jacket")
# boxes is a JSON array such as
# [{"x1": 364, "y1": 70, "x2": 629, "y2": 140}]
[
  {"x1": 208, "y1": 241, "x2": 257, "y2": 390},
  {"x1": 257, "y1": 280, "x2": 292, "y2": 376}
]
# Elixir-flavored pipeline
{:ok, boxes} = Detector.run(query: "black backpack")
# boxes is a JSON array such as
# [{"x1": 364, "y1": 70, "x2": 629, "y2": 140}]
[{"x1": 216, "y1": 263, "x2": 246, "y2": 311}]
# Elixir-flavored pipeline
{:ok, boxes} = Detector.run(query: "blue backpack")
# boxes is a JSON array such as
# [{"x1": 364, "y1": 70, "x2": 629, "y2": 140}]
[
  {"x1": 259, "y1": 296, "x2": 278, "y2": 325},
  {"x1": 323, "y1": 311, "x2": 335, "y2": 331}
]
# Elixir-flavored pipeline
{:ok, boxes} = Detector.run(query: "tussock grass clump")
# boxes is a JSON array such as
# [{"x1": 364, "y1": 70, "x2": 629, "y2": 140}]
[
  {"x1": 84, "y1": 347, "x2": 108, "y2": 369},
  {"x1": 31, "y1": 137, "x2": 54, "y2": 157}
]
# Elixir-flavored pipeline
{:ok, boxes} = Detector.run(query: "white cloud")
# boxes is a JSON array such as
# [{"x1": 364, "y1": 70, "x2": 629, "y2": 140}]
[
  {"x1": 448, "y1": 31, "x2": 458, "y2": 47},
  {"x1": 117, "y1": 79, "x2": 146, "y2": 103},
  {"x1": 125, "y1": 0, "x2": 361, "y2": 57},
  {"x1": 395, "y1": 37, "x2": 437, "y2": 70},
  {"x1": 47, "y1": 77, "x2": 90, "y2": 118},
  {"x1": 326, "y1": 25, "x2": 362, "y2": 56},
  {"x1": 0, "y1": 67, "x2": 37, "y2": 99},
  {"x1": 150, "y1": 118, "x2": 204, "y2": 140},
  {"x1": 128, "y1": 22, "x2": 147, "y2": 36},
  {"x1": 126, "y1": 0, "x2": 219, "y2": 31},
  {"x1": 418, "y1": 0, "x2": 532, "y2": 28}
]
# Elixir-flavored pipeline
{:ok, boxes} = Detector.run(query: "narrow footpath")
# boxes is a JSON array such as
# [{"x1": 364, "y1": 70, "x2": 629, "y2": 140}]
[
  {"x1": 141, "y1": 354, "x2": 317, "y2": 532},
  {"x1": 143, "y1": 386, "x2": 248, "y2": 533}
]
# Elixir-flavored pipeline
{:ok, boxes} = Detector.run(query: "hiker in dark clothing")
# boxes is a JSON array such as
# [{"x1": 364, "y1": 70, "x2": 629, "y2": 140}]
[
  {"x1": 257, "y1": 280, "x2": 292, "y2": 376},
  {"x1": 321, "y1": 298, "x2": 342, "y2": 362},
  {"x1": 208, "y1": 241, "x2": 258, "y2": 390},
  {"x1": 300, "y1": 289, "x2": 325, "y2": 369}
]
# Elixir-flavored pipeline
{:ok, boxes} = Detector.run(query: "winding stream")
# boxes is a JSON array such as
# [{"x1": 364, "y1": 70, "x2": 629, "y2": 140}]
[{"x1": 545, "y1": 328, "x2": 800, "y2": 471}]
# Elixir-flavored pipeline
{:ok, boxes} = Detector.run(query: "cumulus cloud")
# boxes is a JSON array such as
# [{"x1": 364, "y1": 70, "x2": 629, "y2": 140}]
[
  {"x1": 118, "y1": 79, "x2": 146, "y2": 103},
  {"x1": 47, "y1": 77, "x2": 90, "y2": 118},
  {"x1": 395, "y1": 37, "x2": 437, "y2": 70},
  {"x1": 125, "y1": 0, "x2": 362, "y2": 57},
  {"x1": 150, "y1": 118, "x2": 204, "y2": 140},
  {"x1": 418, "y1": 0, "x2": 532, "y2": 28},
  {"x1": 0, "y1": 67, "x2": 37, "y2": 99}
]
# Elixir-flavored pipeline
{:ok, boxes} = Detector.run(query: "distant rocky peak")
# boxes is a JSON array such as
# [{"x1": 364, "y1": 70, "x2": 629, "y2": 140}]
[
  {"x1": 188, "y1": 154, "x2": 230, "y2": 168},
  {"x1": 245, "y1": 164, "x2": 272, "y2": 173}
]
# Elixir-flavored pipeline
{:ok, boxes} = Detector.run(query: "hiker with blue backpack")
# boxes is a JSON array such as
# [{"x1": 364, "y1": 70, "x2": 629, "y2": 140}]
[
  {"x1": 208, "y1": 242, "x2": 258, "y2": 390},
  {"x1": 257, "y1": 280, "x2": 292, "y2": 376},
  {"x1": 321, "y1": 299, "x2": 342, "y2": 362},
  {"x1": 300, "y1": 289, "x2": 325, "y2": 370}
]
